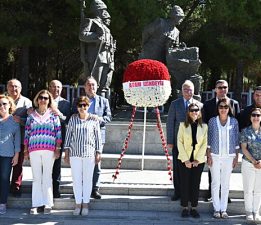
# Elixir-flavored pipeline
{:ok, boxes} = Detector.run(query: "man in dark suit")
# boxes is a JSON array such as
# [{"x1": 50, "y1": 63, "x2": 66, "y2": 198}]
[
  {"x1": 84, "y1": 76, "x2": 111, "y2": 199},
  {"x1": 239, "y1": 86, "x2": 261, "y2": 131},
  {"x1": 49, "y1": 80, "x2": 71, "y2": 198},
  {"x1": 167, "y1": 80, "x2": 202, "y2": 201},
  {"x1": 203, "y1": 80, "x2": 240, "y2": 202}
]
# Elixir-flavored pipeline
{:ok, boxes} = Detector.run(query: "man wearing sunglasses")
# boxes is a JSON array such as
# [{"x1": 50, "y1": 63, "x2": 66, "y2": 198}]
[
  {"x1": 167, "y1": 80, "x2": 203, "y2": 201},
  {"x1": 72, "y1": 76, "x2": 111, "y2": 199},
  {"x1": 48, "y1": 80, "x2": 71, "y2": 198},
  {"x1": 6, "y1": 79, "x2": 32, "y2": 197},
  {"x1": 203, "y1": 79, "x2": 240, "y2": 202},
  {"x1": 239, "y1": 86, "x2": 261, "y2": 131}
]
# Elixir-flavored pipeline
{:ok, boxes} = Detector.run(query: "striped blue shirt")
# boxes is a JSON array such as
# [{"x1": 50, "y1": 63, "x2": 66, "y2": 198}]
[{"x1": 64, "y1": 114, "x2": 102, "y2": 157}]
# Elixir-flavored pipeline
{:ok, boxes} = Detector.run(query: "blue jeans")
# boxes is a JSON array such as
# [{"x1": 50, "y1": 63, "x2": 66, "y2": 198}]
[{"x1": 0, "y1": 156, "x2": 12, "y2": 204}]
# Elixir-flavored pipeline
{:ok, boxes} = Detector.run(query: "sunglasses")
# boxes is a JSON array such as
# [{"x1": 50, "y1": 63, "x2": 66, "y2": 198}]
[
  {"x1": 189, "y1": 108, "x2": 199, "y2": 112},
  {"x1": 77, "y1": 103, "x2": 89, "y2": 108},
  {"x1": 219, "y1": 105, "x2": 229, "y2": 109},
  {"x1": 0, "y1": 102, "x2": 8, "y2": 107},
  {"x1": 251, "y1": 113, "x2": 261, "y2": 118},
  {"x1": 38, "y1": 96, "x2": 49, "y2": 101},
  {"x1": 217, "y1": 86, "x2": 228, "y2": 90}
]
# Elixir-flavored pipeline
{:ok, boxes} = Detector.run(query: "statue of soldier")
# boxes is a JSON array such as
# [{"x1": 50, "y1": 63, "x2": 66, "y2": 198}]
[
  {"x1": 139, "y1": 5, "x2": 185, "y2": 64},
  {"x1": 79, "y1": 0, "x2": 116, "y2": 99}
]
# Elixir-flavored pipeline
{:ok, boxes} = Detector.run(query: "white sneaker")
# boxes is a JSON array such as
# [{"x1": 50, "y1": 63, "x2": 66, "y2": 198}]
[
  {"x1": 246, "y1": 212, "x2": 254, "y2": 221},
  {"x1": 0, "y1": 204, "x2": 6, "y2": 214},
  {"x1": 30, "y1": 207, "x2": 38, "y2": 215},
  {"x1": 81, "y1": 207, "x2": 89, "y2": 216},
  {"x1": 73, "y1": 207, "x2": 81, "y2": 216}
]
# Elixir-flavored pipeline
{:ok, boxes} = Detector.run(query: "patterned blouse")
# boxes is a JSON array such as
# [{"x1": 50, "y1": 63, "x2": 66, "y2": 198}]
[
  {"x1": 24, "y1": 109, "x2": 62, "y2": 152},
  {"x1": 240, "y1": 126, "x2": 261, "y2": 163},
  {"x1": 64, "y1": 114, "x2": 102, "y2": 158}
]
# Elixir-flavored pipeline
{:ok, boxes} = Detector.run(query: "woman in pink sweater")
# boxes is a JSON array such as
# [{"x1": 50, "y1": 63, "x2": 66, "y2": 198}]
[{"x1": 24, "y1": 90, "x2": 62, "y2": 215}]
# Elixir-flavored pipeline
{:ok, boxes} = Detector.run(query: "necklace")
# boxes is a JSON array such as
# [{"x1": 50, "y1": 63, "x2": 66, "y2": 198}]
[{"x1": 37, "y1": 109, "x2": 47, "y2": 115}]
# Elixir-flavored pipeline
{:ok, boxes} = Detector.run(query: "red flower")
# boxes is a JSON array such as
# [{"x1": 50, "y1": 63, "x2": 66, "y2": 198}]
[{"x1": 123, "y1": 59, "x2": 170, "y2": 82}]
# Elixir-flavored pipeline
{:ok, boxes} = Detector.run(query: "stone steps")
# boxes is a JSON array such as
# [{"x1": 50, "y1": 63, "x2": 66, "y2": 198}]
[{"x1": 8, "y1": 194, "x2": 246, "y2": 213}]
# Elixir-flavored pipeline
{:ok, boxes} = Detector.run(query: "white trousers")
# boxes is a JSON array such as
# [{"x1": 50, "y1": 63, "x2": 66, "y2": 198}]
[
  {"x1": 210, "y1": 156, "x2": 233, "y2": 212},
  {"x1": 30, "y1": 150, "x2": 55, "y2": 208},
  {"x1": 70, "y1": 157, "x2": 95, "y2": 204},
  {"x1": 242, "y1": 159, "x2": 261, "y2": 214}
]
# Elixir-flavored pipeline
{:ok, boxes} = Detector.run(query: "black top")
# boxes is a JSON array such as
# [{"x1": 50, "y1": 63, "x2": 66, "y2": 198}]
[{"x1": 190, "y1": 122, "x2": 198, "y2": 161}]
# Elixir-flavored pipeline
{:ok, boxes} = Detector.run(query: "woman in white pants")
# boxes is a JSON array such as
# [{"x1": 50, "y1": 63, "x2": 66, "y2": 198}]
[
  {"x1": 24, "y1": 90, "x2": 62, "y2": 215},
  {"x1": 207, "y1": 98, "x2": 239, "y2": 219},
  {"x1": 64, "y1": 96, "x2": 102, "y2": 216},
  {"x1": 240, "y1": 107, "x2": 261, "y2": 222}
]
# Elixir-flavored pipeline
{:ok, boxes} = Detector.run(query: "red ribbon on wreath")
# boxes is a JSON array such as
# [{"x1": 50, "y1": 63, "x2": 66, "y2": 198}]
[
  {"x1": 155, "y1": 107, "x2": 173, "y2": 181},
  {"x1": 112, "y1": 106, "x2": 136, "y2": 181}
]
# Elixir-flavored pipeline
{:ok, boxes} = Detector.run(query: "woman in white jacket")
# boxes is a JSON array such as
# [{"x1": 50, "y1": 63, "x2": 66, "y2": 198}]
[{"x1": 207, "y1": 98, "x2": 239, "y2": 219}]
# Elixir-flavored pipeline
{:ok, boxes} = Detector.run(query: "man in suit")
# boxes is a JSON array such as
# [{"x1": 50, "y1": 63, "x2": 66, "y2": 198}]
[
  {"x1": 239, "y1": 86, "x2": 261, "y2": 131},
  {"x1": 167, "y1": 80, "x2": 202, "y2": 201},
  {"x1": 49, "y1": 80, "x2": 71, "y2": 198},
  {"x1": 83, "y1": 76, "x2": 111, "y2": 199},
  {"x1": 203, "y1": 79, "x2": 240, "y2": 202}
]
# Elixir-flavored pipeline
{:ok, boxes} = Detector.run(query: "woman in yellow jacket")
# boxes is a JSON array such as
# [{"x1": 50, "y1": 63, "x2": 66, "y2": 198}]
[{"x1": 177, "y1": 103, "x2": 208, "y2": 218}]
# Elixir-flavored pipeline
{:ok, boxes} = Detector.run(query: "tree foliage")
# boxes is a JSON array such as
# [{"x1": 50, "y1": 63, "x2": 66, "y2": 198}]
[{"x1": 0, "y1": 0, "x2": 260, "y2": 99}]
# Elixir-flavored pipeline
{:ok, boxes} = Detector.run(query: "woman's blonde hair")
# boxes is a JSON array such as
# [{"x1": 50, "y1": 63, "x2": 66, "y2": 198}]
[
  {"x1": 33, "y1": 89, "x2": 55, "y2": 108},
  {"x1": 0, "y1": 95, "x2": 16, "y2": 114}
]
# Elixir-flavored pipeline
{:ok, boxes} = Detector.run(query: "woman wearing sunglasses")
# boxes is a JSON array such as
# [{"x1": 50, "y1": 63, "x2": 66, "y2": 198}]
[
  {"x1": 0, "y1": 95, "x2": 20, "y2": 214},
  {"x1": 24, "y1": 90, "x2": 62, "y2": 215},
  {"x1": 64, "y1": 96, "x2": 102, "y2": 216},
  {"x1": 240, "y1": 107, "x2": 261, "y2": 222},
  {"x1": 207, "y1": 98, "x2": 239, "y2": 219},
  {"x1": 177, "y1": 103, "x2": 207, "y2": 218}
]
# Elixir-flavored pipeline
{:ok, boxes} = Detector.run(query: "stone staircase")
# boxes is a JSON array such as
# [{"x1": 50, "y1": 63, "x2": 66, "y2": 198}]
[{"x1": 8, "y1": 120, "x2": 245, "y2": 214}]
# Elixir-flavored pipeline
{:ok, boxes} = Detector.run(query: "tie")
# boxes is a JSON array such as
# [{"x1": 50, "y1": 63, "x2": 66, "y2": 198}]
[{"x1": 185, "y1": 100, "x2": 189, "y2": 111}]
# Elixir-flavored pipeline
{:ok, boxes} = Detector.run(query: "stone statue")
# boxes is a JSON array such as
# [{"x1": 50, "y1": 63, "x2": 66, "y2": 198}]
[
  {"x1": 140, "y1": 5, "x2": 202, "y2": 99},
  {"x1": 139, "y1": 5, "x2": 184, "y2": 64},
  {"x1": 79, "y1": 0, "x2": 116, "y2": 99}
]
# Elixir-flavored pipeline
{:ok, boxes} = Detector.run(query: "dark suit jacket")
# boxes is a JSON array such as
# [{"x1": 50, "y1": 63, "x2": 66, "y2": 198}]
[
  {"x1": 167, "y1": 97, "x2": 203, "y2": 146},
  {"x1": 239, "y1": 104, "x2": 254, "y2": 131},
  {"x1": 203, "y1": 97, "x2": 240, "y2": 124},
  {"x1": 56, "y1": 97, "x2": 71, "y2": 143}
]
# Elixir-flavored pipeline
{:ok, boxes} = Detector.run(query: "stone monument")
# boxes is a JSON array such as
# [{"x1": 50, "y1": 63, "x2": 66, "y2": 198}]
[
  {"x1": 79, "y1": 0, "x2": 116, "y2": 99},
  {"x1": 139, "y1": 5, "x2": 202, "y2": 99}
]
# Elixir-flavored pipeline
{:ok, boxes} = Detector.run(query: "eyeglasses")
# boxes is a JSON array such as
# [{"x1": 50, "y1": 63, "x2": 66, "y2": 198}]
[
  {"x1": 218, "y1": 105, "x2": 229, "y2": 109},
  {"x1": 38, "y1": 96, "x2": 49, "y2": 101},
  {"x1": 189, "y1": 108, "x2": 199, "y2": 112},
  {"x1": 183, "y1": 88, "x2": 193, "y2": 93},
  {"x1": 251, "y1": 113, "x2": 261, "y2": 118},
  {"x1": 0, "y1": 102, "x2": 8, "y2": 107},
  {"x1": 77, "y1": 103, "x2": 89, "y2": 108},
  {"x1": 217, "y1": 86, "x2": 228, "y2": 90}
]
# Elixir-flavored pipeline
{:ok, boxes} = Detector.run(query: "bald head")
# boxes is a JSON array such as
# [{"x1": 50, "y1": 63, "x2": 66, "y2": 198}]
[{"x1": 49, "y1": 80, "x2": 63, "y2": 99}]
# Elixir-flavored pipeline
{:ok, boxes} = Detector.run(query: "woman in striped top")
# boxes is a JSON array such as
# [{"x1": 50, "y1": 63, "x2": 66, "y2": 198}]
[
  {"x1": 24, "y1": 90, "x2": 62, "y2": 215},
  {"x1": 64, "y1": 96, "x2": 102, "y2": 216}
]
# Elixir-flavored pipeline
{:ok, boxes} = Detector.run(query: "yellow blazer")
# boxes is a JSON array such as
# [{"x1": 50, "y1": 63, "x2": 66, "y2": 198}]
[{"x1": 177, "y1": 122, "x2": 208, "y2": 163}]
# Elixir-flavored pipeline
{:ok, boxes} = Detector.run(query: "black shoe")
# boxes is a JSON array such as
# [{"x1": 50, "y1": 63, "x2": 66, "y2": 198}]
[
  {"x1": 204, "y1": 196, "x2": 212, "y2": 202},
  {"x1": 91, "y1": 190, "x2": 102, "y2": 199},
  {"x1": 228, "y1": 197, "x2": 232, "y2": 203},
  {"x1": 171, "y1": 194, "x2": 180, "y2": 201},
  {"x1": 181, "y1": 208, "x2": 189, "y2": 217},
  {"x1": 37, "y1": 206, "x2": 45, "y2": 213},
  {"x1": 190, "y1": 209, "x2": 200, "y2": 218},
  {"x1": 11, "y1": 189, "x2": 22, "y2": 197}
]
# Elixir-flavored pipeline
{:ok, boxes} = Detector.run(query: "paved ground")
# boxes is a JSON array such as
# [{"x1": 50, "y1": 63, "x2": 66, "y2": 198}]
[{"x1": 0, "y1": 208, "x2": 250, "y2": 225}]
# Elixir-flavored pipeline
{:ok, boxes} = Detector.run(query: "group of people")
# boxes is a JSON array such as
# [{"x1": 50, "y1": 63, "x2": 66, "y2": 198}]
[
  {"x1": 0, "y1": 77, "x2": 111, "y2": 216},
  {"x1": 167, "y1": 79, "x2": 261, "y2": 222}
]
